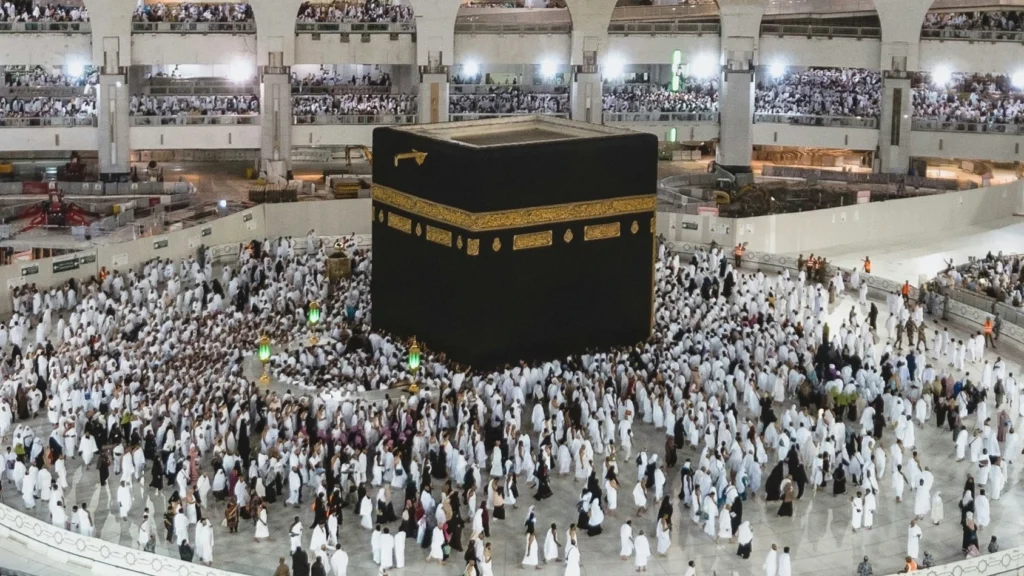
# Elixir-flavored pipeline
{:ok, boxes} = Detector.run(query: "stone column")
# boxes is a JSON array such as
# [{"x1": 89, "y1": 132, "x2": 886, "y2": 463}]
[
  {"x1": 260, "y1": 67, "x2": 292, "y2": 182},
  {"x1": 84, "y1": 0, "x2": 132, "y2": 179},
  {"x1": 409, "y1": 0, "x2": 460, "y2": 123},
  {"x1": 874, "y1": 0, "x2": 932, "y2": 173},
  {"x1": 716, "y1": 1, "x2": 764, "y2": 171},
  {"x1": 565, "y1": 0, "x2": 616, "y2": 123}
]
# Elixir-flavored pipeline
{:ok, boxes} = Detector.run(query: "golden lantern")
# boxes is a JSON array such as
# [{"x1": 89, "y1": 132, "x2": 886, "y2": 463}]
[
  {"x1": 256, "y1": 334, "x2": 271, "y2": 385},
  {"x1": 307, "y1": 300, "x2": 322, "y2": 346}
]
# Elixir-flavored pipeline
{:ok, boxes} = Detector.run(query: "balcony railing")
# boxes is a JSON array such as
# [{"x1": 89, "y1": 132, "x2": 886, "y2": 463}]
[
  {"x1": 291, "y1": 85, "x2": 392, "y2": 95},
  {"x1": 449, "y1": 112, "x2": 569, "y2": 121},
  {"x1": 607, "y1": 21, "x2": 720, "y2": 35},
  {"x1": 911, "y1": 118, "x2": 1024, "y2": 135},
  {"x1": 759, "y1": 23, "x2": 880, "y2": 38},
  {"x1": 921, "y1": 28, "x2": 1024, "y2": 42},
  {"x1": 0, "y1": 116, "x2": 95, "y2": 127},
  {"x1": 753, "y1": 113, "x2": 879, "y2": 129},
  {"x1": 0, "y1": 21, "x2": 89, "y2": 32},
  {"x1": 295, "y1": 21, "x2": 415, "y2": 34},
  {"x1": 603, "y1": 111, "x2": 719, "y2": 123},
  {"x1": 292, "y1": 114, "x2": 417, "y2": 125},
  {"x1": 454, "y1": 22, "x2": 571, "y2": 33},
  {"x1": 130, "y1": 115, "x2": 259, "y2": 126},
  {"x1": 132, "y1": 21, "x2": 255, "y2": 33}
]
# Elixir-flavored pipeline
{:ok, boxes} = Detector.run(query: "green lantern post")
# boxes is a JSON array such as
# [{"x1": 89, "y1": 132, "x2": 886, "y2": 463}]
[
  {"x1": 407, "y1": 338, "x2": 421, "y2": 393},
  {"x1": 256, "y1": 334, "x2": 272, "y2": 385},
  {"x1": 307, "y1": 300, "x2": 322, "y2": 346}
]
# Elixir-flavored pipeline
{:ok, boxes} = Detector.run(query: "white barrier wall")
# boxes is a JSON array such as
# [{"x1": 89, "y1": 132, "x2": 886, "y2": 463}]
[
  {"x1": 911, "y1": 130, "x2": 1024, "y2": 164},
  {"x1": 752, "y1": 123, "x2": 880, "y2": 151},
  {"x1": 131, "y1": 34, "x2": 256, "y2": 66},
  {"x1": 130, "y1": 125, "x2": 262, "y2": 150},
  {"x1": 657, "y1": 211, "x2": 737, "y2": 246},
  {"x1": 454, "y1": 33, "x2": 571, "y2": 65},
  {"x1": 0, "y1": 34, "x2": 92, "y2": 66},
  {"x1": 295, "y1": 35, "x2": 417, "y2": 66},
  {"x1": 760, "y1": 36, "x2": 881, "y2": 71},
  {"x1": 0, "y1": 127, "x2": 98, "y2": 152},
  {"x1": 612, "y1": 121, "x2": 719, "y2": 143},
  {"x1": 606, "y1": 34, "x2": 721, "y2": 66},
  {"x1": 919, "y1": 39, "x2": 1024, "y2": 76},
  {"x1": 292, "y1": 124, "x2": 376, "y2": 147},
  {"x1": 733, "y1": 180, "x2": 1024, "y2": 254}
]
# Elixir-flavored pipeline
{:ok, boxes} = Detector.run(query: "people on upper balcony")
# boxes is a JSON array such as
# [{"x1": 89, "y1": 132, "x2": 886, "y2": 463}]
[{"x1": 296, "y1": 0, "x2": 413, "y2": 24}]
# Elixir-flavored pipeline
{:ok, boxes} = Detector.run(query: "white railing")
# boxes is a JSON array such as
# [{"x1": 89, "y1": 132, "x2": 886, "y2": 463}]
[
  {"x1": 450, "y1": 84, "x2": 568, "y2": 95},
  {"x1": 448, "y1": 112, "x2": 569, "y2": 121},
  {"x1": 607, "y1": 21, "x2": 720, "y2": 34},
  {"x1": 132, "y1": 21, "x2": 255, "y2": 33},
  {"x1": 0, "y1": 21, "x2": 89, "y2": 32},
  {"x1": 291, "y1": 84, "x2": 392, "y2": 95},
  {"x1": 130, "y1": 115, "x2": 259, "y2": 126},
  {"x1": 295, "y1": 21, "x2": 415, "y2": 33},
  {"x1": 454, "y1": 22, "x2": 571, "y2": 33},
  {"x1": 292, "y1": 114, "x2": 417, "y2": 125},
  {"x1": 604, "y1": 111, "x2": 719, "y2": 123},
  {"x1": 921, "y1": 28, "x2": 1024, "y2": 42},
  {"x1": 0, "y1": 116, "x2": 95, "y2": 127},
  {"x1": 760, "y1": 23, "x2": 881, "y2": 38},
  {"x1": 912, "y1": 118, "x2": 1024, "y2": 135},
  {"x1": 753, "y1": 113, "x2": 879, "y2": 129}
]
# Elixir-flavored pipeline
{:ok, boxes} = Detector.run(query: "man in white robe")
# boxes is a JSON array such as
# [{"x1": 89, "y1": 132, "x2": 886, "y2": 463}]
[
  {"x1": 851, "y1": 493, "x2": 863, "y2": 532},
  {"x1": 633, "y1": 529, "x2": 650, "y2": 570},
  {"x1": 195, "y1": 518, "x2": 214, "y2": 565},
  {"x1": 330, "y1": 545, "x2": 349, "y2": 576},
  {"x1": 764, "y1": 544, "x2": 778, "y2": 576},
  {"x1": 379, "y1": 528, "x2": 394, "y2": 571},
  {"x1": 906, "y1": 520, "x2": 922, "y2": 560},
  {"x1": 116, "y1": 481, "x2": 133, "y2": 519}
]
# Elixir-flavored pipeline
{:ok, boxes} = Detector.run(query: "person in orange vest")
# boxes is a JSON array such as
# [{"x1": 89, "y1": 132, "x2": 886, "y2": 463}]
[
  {"x1": 733, "y1": 243, "x2": 745, "y2": 268},
  {"x1": 901, "y1": 281, "x2": 911, "y2": 302},
  {"x1": 863, "y1": 257, "x2": 871, "y2": 274},
  {"x1": 984, "y1": 316, "x2": 996, "y2": 350},
  {"x1": 901, "y1": 556, "x2": 918, "y2": 573}
]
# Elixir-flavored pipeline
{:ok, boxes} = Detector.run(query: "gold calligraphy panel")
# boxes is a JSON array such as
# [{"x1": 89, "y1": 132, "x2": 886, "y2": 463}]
[
  {"x1": 387, "y1": 213, "x2": 412, "y2": 234},
  {"x1": 584, "y1": 222, "x2": 621, "y2": 241},
  {"x1": 513, "y1": 230, "x2": 553, "y2": 251},
  {"x1": 425, "y1": 225, "x2": 453, "y2": 247}
]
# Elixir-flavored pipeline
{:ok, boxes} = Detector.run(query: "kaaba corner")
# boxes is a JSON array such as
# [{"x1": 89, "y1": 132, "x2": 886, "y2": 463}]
[{"x1": 370, "y1": 115, "x2": 658, "y2": 369}]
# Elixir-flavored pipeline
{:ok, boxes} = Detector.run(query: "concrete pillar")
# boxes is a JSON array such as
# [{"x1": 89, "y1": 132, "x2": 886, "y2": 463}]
[
  {"x1": 251, "y1": 0, "x2": 304, "y2": 67},
  {"x1": 874, "y1": 0, "x2": 932, "y2": 173},
  {"x1": 565, "y1": 0, "x2": 616, "y2": 123},
  {"x1": 716, "y1": 1, "x2": 764, "y2": 171},
  {"x1": 408, "y1": 0, "x2": 460, "y2": 123},
  {"x1": 260, "y1": 69, "x2": 291, "y2": 182},
  {"x1": 98, "y1": 74, "x2": 130, "y2": 178}
]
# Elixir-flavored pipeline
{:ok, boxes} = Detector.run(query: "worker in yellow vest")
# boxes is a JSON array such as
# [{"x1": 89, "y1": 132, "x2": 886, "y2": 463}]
[{"x1": 734, "y1": 243, "x2": 745, "y2": 269}]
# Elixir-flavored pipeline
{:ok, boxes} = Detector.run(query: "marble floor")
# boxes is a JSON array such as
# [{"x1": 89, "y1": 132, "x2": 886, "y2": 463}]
[{"x1": 4, "y1": 287, "x2": 1024, "y2": 576}]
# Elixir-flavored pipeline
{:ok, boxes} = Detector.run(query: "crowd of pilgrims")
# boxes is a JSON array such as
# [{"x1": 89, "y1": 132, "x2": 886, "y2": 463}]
[
  {"x1": 602, "y1": 81, "x2": 719, "y2": 115},
  {"x1": 912, "y1": 72, "x2": 1024, "y2": 126},
  {"x1": 292, "y1": 94, "x2": 416, "y2": 118},
  {"x1": 754, "y1": 68, "x2": 882, "y2": 118},
  {"x1": 923, "y1": 11, "x2": 1024, "y2": 32},
  {"x1": 933, "y1": 251, "x2": 1024, "y2": 309},
  {"x1": 128, "y1": 94, "x2": 259, "y2": 117},
  {"x1": 290, "y1": 71, "x2": 392, "y2": 90},
  {"x1": 0, "y1": 96, "x2": 94, "y2": 119},
  {"x1": 448, "y1": 87, "x2": 569, "y2": 116},
  {"x1": 0, "y1": 232, "x2": 1020, "y2": 576},
  {"x1": 132, "y1": 2, "x2": 254, "y2": 23},
  {"x1": 295, "y1": 0, "x2": 414, "y2": 24},
  {"x1": 5, "y1": 66, "x2": 96, "y2": 89},
  {"x1": 0, "y1": 1, "x2": 87, "y2": 22}
]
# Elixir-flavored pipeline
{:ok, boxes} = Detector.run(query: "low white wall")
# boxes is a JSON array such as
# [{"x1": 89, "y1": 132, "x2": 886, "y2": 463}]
[
  {"x1": 760, "y1": 36, "x2": 881, "y2": 71},
  {"x1": 292, "y1": 124, "x2": 375, "y2": 147},
  {"x1": 131, "y1": 34, "x2": 256, "y2": 66},
  {"x1": 130, "y1": 124, "x2": 261, "y2": 150},
  {"x1": 920, "y1": 39, "x2": 1024, "y2": 76},
  {"x1": 607, "y1": 34, "x2": 721, "y2": 66},
  {"x1": 911, "y1": 129, "x2": 1024, "y2": 163},
  {"x1": 734, "y1": 180, "x2": 1024, "y2": 255},
  {"x1": 752, "y1": 122, "x2": 879, "y2": 150},
  {"x1": 295, "y1": 34, "x2": 416, "y2": 66},
  {"x1": 612, "y1": 121, "x2": 719, "y2": 143},
  {"x1": 657, "y1": 210, "x2": 737, "y2": 246},
  {"x1": 0, "y1": 34, "x2": 92, "y2": 67},
  {"x1": 0, "y1": 127, "x2": 97, "y2": 152},
  {"x1": 454, "y1": 33, "x2": 570, "y2": 65}
]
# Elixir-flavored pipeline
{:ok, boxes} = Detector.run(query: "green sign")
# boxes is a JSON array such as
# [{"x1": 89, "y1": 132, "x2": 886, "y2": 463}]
[
  {"x1": 680, "y1": 222, "x2": 698, "y2": 231},
  {"x1": 154, "y1": 239, "x2": 169, "y2": 250},
  {"x1": 242, "y1": 213, "x2": 254, "y2": 222},
  {"x1": 53, "y1": 259, "x2": 80, "y2": 273},
  {"x1": 201, "y1": 227, "x2": 212, "y2": 237},
  {"x1": 21, "y1": 265, "x2": 38, "y2": 276},
  {"x1": 78, "y1": 253, "x2": 96, "y2": 265}
]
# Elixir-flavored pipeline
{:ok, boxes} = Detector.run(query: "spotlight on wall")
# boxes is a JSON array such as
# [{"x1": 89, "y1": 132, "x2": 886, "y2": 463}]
[
  {"x1": 769, "y1": 62, "x2": 786, "y2": 79},
  {"x1": 540, "y1": 59, "x2": 557, "y2": 79},
  {"x1": 463, "y1": 61, "x2": 480, "y2": 78},
  {"x1": 603, "y1": 55, "x2": 625, "y2": 80},
  {"x1": 691, "y1": 54, "x2": 717, "y2": 79},
  {"x1": 931, "y1": 65, "x2": 952, "y2": 87},
  {"x1": 66, "y1": 61, "x2": 85, "y2": 78},
  {"x1": 1013, "y1": 71, "x2": 1024, "y2": 90},
  {"x1": 228, "y1": 60, "x2": 254, "y2": 83},
  {"x1": 218, "y1": 199, "x2": 228, "y2": 209}
]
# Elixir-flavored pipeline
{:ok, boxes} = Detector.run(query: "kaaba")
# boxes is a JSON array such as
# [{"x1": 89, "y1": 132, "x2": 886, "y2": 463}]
[{"x1": 371, "y1": 115, "x2": 657, "y2": 368}]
